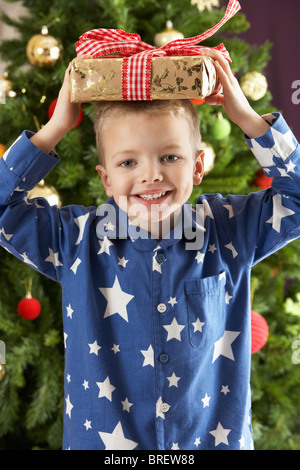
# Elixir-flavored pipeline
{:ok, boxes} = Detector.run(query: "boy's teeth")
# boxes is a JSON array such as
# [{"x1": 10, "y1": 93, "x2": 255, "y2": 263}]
[{"x1": 138, "y1": 191, "x2": 166, "y2": 200}]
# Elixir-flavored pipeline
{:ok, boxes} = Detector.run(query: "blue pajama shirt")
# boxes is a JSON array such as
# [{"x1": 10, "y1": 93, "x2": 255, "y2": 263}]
[{"x1": 0, "y1": 113, "x2": 299, "y2": 450}]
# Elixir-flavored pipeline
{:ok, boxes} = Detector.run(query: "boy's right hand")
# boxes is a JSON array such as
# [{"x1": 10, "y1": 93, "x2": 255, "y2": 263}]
[
  {"x1": 50, "y1": 61, "x2": 82, "y2": 134},
  {"x1": 30, "y1": 57, "x2": 91, "y2": 154},
  {"x1": 204, "y1": 50, "x2": 270, "y2": 139}
]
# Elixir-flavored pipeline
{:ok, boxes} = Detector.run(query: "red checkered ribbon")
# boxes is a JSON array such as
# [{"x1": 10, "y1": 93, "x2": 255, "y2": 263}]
[{"x1": 75, "y1": 0, "x2": 241, "y2": 100}]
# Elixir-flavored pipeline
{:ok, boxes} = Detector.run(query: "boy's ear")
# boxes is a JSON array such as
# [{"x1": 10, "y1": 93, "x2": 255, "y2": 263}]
[
  {"x1": 95, "y1": 164, "x2": 113, "y2": 197},
  {"x1": 193, "y1": 150, "x2": 205, "y2": 185}
]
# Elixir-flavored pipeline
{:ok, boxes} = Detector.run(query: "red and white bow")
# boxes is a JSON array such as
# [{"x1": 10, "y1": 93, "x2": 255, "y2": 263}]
[{"x1": 75, "y1": 0, "x2": 241, "y2": 101}]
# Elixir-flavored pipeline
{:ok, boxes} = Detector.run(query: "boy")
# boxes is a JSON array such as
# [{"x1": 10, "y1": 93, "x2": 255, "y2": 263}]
[{"x1": 0, "y1": 51, "x2": 299, "y2": 450}]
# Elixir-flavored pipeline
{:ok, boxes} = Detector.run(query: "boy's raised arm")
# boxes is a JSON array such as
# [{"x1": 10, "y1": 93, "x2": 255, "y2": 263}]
[
  {"x1": 205, "y1": 51, "x2": 270, "y2": 139},
  {"x1": 30, "y1": 61, "x2": 81, "y2": 154}
]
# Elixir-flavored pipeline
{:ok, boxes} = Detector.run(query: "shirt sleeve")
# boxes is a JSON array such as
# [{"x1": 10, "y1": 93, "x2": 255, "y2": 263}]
[
  {"x1": 210, "y1": 113, "x2": 300, "y2": 266},
  {"x1": 0, "y1": 131, "x2": 92, "y2": 282}
]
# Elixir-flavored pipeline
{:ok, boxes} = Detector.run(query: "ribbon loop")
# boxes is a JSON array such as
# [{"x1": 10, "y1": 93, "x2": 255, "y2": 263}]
[{"x1": 75, "y1": 0, "x2": 241, "y2": 100}]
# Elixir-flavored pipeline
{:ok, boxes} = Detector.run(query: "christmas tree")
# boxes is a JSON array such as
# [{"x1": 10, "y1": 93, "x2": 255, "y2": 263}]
[{"x1": 0, "y1": 0, "x2": 299, "y2": 450}]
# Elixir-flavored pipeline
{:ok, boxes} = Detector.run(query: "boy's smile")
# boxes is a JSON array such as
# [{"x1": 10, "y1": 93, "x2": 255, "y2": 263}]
[{"x1": 96, "y1": 112, "x2": 204, "y2": 238}]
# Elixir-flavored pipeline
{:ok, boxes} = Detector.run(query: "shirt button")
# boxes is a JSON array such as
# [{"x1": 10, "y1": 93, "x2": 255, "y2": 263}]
[
  {"x1": 157, "y1": 303, "x2": 167, "y2": 313},
  {"x1": 156, "y1": 252, "x2": 166, "y2": 264},
  {"x1": 159, "y1": 353, "x2": 169, "y2": 363},
  {"x1": 161, "y1": 402, "x2": 171, "y2": 413}
]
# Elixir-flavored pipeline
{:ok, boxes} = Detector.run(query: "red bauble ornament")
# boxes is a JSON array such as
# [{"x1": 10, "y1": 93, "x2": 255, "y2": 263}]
[
  {"x1": 48, "y1": 98, "x2": 83, "y2": 128},
  {"x1": 251, "y1": 310, "x2": 269, "y2": 353},
  {"x1": 253, "y1": 169, "x2": 273, "y2": 190},
  {"x1": 17, "y1": 294, "x2": 41, "y2": 320},
  {"x1": 191, "y1": 98, "x2": 205, "y2": 105}
]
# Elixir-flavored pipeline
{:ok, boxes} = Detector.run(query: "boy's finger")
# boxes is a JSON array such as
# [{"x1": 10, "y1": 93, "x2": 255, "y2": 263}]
[
  {"x1": 206, "y1": 49, "x2": 234, "y2": 79},
  {"x1": 205, "y1": 93, "x2": 225, "y2": 106},
  {"x1": 214, "y1": 61, "x2": 231, "y2": 88}
]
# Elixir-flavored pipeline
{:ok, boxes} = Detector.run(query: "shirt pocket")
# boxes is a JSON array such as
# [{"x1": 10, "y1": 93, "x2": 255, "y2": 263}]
[{"x1": 184, "y1": 272, "x2": 226, "y2": 349}]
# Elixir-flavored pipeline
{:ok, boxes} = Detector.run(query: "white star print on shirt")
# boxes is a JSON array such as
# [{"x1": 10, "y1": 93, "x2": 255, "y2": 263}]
[
  {"x1": 70, "y1": 257, "x2": 81, "y2": 274},
  {"x1": 152, "y1": 254, "x2": 162, "y2": 274},
  {"x1": 156, "y1": 397, "x2": 171, "y2": 419},
  {"x1": 201, "y1": 393, "x2": 211, "y2": 408},
  {"x1": 66, "y1": 304, "x2": 73, "y2": 319},
  {"x1": 194, "y1": 437, "x2": 201, "y2": 447},
  {"x1": 104, "y1": 221, "x2": 116, "y2": 232},
  {"x1": 266, "y1": 194, "x2": 295, "y2": 232},
  {"x1": 0, "y1": 227, "x2": 13, "y2": 241},
  {"x1": 88, "y1": 340, "x2": 101, "y2": 356},
  {"x1": 65, "y1": 394, "x2": 73, "y2": 418},
  {"x1": 286, "y1": 160, "x2": 296, "y2": 173},
  {"x1": 192, "y1": 318, "x2": 205, "y2": 333},
  {"x1": 221, "y1": 385, "x2": 230, "y2": 395},
  {"x1": 2, "y1": 135, "x2": 21, "y2": 162},
  {"x1": 140, "y1": 344, "x2": 154, "y2": 367},
  {"x1": 195, "y1": 251, "x2": 204, "y2": 263},
  {"x1": 168, "y1": 297, "x2": 177, "y2": 307},
  {"x1": 99, "y1": 275, "x2": 134, "y2": 322},
  {"x1": 97, "y1": 236, "x2": 114, "y2": 255},
  {"x1": 74, "y1": 213, "x2": 90, "y2": 245},
  {"x1": 225, "y1": 291, "x2": 232, "y2": 304},
  {"x1": 45, "y1": 247, "x2": 63, "y2": 267},
  {"x1": 21, "y1": 252, "x2": 38, "y2": 269},
  {"x1": 249, "y1": 138, "x2": 275, "y2": 167},
  {"x1": 99, "y1": 421, "x2": 138, "y2": 450},
  {"x1": 212, "y1": 330, "x2": 240, "y2": 363},
  {"x1": 118, "y1": 256, "x2": 129, "y2": 268},
  {"x1": 224, "y1": 242, "x2": 238, "y2": 259},
  {"x1": 223, "y1": 204, "x2": 234, "y2": 218},
  {"x1": 96, "y1": 376, "x2": 116, "y2": 401},
  {"x1": 209, "y1": 422, "x2": 231, "y2": 447},
  {"x1": 167, "y1": 372, "x2": 181, "y2": 388},
  {"x1": 271, "y1": 127, "x2": 296, "y2": 161},
  {"x1": 121, "y1": 398, "x2": 133, "y2": 413},
  {"x1": 163, "y1": 317, "x2": 185, "y2": 341},
  {"x1": 84, "y1": 419, "x2": 92, "y2": 430}
]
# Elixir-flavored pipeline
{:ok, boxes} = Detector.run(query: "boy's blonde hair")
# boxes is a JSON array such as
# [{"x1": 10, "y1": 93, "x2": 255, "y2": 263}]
[{"x1": 93, "y1": 99, "x2": 201, "y2": 165}]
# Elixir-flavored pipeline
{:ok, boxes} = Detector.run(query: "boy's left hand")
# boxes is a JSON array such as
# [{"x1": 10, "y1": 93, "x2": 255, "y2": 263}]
[{"x1": 204, "y1": 50, "x2": 270, "y2": 138}]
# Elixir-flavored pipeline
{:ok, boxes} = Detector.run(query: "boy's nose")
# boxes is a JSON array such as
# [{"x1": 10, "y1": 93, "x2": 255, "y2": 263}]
[{"x1": 140, "y1": 162, "x2": 163, "y2": 183}]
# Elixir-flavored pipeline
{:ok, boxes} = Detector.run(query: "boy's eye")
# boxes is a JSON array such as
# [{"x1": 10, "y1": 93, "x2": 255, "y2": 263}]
[
  {"x1": 120, "y1": 160, "x2": 135, "y2": 167},
  {"x1": 163, "y1": 155, "x2": 178, "y2": 162}
]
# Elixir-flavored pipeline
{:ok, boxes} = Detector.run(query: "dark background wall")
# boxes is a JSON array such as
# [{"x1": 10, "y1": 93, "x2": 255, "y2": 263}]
[{"x1": 239, "y1": 0, "x2": 300, "y2": 139}]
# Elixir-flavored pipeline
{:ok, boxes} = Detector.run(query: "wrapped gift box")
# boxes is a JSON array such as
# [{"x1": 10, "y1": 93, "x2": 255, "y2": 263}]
[{"x1": 70, "y1": 55, "x2": 219, "y2": 102}]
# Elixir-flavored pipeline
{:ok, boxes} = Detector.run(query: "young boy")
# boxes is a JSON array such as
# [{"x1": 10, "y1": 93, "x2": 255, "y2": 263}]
[{"x1": 0, "y1": 51, "x2": 299, "y2": 450}]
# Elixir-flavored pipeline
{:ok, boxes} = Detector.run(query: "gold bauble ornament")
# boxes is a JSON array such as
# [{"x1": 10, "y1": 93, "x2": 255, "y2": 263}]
[
  {"x1": 154, "y1": 20, "x2": 184, "y2": 47},
  {"x1": 0, "y1": 143, "x2": 6, "y2": 158},
  {"x1": 0, "y1": 72, "x2": 16, "y2": 100},
  {"x1": 240, "y1": 71, "x2": 268, "y2": 101},
  {"x1": 28, "y1": 179, "x2": 62, "y2": 207},
  {"x1": 26, "y1": 26, "x2": 63, "y2": 68},
  {"x1": 0, "y1": 364, "x2": 5, "y2": 381},
  {"x1": 200, "y1": 141, "x2": 216, "y2": 175}
]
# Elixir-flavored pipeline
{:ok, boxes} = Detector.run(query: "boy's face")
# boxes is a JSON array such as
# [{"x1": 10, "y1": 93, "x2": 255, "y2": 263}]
[{"x1": 96, "y1": 112, "x2": 204, "y2": 237}]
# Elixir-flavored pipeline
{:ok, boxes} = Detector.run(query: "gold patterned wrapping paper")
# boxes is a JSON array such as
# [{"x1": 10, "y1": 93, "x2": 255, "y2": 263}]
[{"x1": 70, "y1": 55, "x2": 219, "y2": 102}]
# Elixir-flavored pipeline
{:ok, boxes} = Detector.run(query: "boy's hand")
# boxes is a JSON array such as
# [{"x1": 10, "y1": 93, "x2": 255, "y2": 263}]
[
  {"x1": 50, "y1": 61, "x2": 82, "y2": 134},
  {"x1": 30, "y1": 57, "x2": 91, "y2": 154},
  {"x1": 204, "y1": 51, "x2": 270, "y2": 138}
]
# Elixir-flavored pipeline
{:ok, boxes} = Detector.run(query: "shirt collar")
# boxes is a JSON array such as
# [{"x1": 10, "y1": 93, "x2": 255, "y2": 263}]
[{"x1": 95, "y1": 198, "x2": 206, "y2": 252}]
